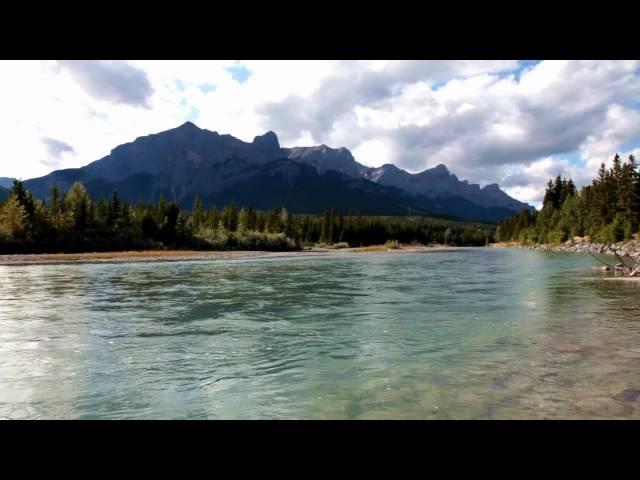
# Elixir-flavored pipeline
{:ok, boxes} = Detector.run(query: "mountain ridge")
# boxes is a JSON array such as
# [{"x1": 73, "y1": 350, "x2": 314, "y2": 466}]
[
  {"x1": 19, "y1": 122, "x2": 532, "y2": 222},
  {"x1": 0, "y1": 177, "x2": 15, "y2": 189}
]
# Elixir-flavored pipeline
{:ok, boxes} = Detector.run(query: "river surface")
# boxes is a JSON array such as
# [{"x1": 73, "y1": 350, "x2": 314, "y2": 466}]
[{"x1": 1, "y1": 248, "x2": 639, "y2": 419}]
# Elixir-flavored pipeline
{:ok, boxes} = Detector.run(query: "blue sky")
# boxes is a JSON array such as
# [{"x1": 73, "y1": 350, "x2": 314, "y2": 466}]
[
  {"x1": 1, "y1": 60, "x2": 639, "y2": 207},
  {"x1": 226, "y1": 63, "x2": 252, "y2": 84}
]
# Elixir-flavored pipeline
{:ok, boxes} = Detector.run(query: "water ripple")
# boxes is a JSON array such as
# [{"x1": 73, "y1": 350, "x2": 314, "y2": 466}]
[{"x1": 1, "y1": 249, "x2": 640, "y2": 419}]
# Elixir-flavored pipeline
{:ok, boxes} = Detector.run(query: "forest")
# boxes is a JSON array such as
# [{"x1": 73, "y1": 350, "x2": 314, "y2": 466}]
[
  {"x1": 0, "y1": 180, "x2": 494, "y2": 254},
  {"x1": 496, "y1": 154, "x2": 640, "y2": 244}
]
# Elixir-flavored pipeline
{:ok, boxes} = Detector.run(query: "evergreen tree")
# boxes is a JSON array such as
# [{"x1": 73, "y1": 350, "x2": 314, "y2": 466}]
[
  {"x1": 192, "y1": 193, "x2": 204, "y2": 230},
  {"x1": 246, "y1": 206, "x2": 257, "y2": 231},
  {"x1": 221, "y1": 202, "x2": 238, "y2": 231},
  {"x1": 50, "y1": 183, "x2": 60, "y2": 215},
  {"x1": 320, "y1": 210, "x2": 330, "y2": 243},
  {"x1": 237, "y1": 207, "x2": 249, "y2": 232},
  {"x1": 65, "y1": 182, "x2": 92, "y2": 231},
  {"x1": 266, "y1": 207, "x2": 280, "y2": 233}
]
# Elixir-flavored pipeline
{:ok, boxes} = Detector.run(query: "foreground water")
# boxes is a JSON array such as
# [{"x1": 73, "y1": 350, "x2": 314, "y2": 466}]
[{"x1": 1, "y1": 248, "x2": 639, "y2": 419}]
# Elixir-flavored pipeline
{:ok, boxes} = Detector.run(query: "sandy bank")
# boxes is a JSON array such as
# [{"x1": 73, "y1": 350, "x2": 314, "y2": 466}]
[
  {"x1": 598, "y1": 276, "x2": 640, "y2": 282},
  {"x1": 0, "y1": 245, "x2": 468, "y2": 266}
]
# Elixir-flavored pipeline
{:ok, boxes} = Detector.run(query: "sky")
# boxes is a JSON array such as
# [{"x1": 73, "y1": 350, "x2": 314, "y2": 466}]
[{"x1": 1, "y1": 60, "x2": 639, "y2": 207}]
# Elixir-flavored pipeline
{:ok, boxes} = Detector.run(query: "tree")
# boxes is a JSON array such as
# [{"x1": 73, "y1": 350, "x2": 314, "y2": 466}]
[
  {"x1": 237, "y1": 207, "x2": 249, "y2": 232},
  {"x1": 246, "y1": 207, "x2": 257, "y2": 231},
  {"x1": 221, "y1": 202, "x2": 238, "y2": 231},
  {"x1": 65, "y1": 182, "x2": 92, "y2": 231},
  {"x1": 11, "y1": 180, "x2": 34, "y2": 218},
  {"x1": 49, "y1": 183, "x2": 60, "y2": 214},
  {"x1": 320, "y1": 210, "x2": 331, "y2": 243},
  {"x1": 443, "y1": 227, "x2": 452, "y2": 245},
  {"x1": 266, "y1": 207, "x2": 281, "y2": 233},
  {"x1": 192, "y1": 193, "x2": 204, "y2": 230},
  {"x1": 205, "y1": 206, "x2": 220, "y2": 229},
  {"x1": 107, "y1": 191, "x2": 121, "y2": 228},
  {"x1": 0, "y1": 194, "x2": 28, "y2": 239},
  {"x1": 95, "y1": 199, "x2": 108, "y2": 228},
  {"x1": 280, "y1": 207, "x2": 294, "y2": 237}
]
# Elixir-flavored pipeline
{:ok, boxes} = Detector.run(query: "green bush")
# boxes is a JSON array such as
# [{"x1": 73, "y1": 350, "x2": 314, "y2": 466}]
[
  {"x1": 384, "y1": 239, "x2": 401, "y2": 249},
  {"x1": 194, "y1": 227, "x2": 298, "y2": 251}
]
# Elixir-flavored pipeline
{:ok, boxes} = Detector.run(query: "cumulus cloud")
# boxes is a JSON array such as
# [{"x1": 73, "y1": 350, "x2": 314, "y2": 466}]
[
  {"x1": 57, "y1": 60, "x2": 154, "y2": 108},
  {"x1": 1, "y1": 60, "x2": 639, "y2": 206},
  {"x1": 258, "y1": 60, "x2": 640, "y2": 200},
  {"x1": 257, "y1": 60, "x2": 521, "y2": 145},
  {"x1": 579, "y1": 104, "x2": 640, "y2": 171}
]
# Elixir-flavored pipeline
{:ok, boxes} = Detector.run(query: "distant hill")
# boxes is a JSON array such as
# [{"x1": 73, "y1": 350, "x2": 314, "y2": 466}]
[
  {"x1": 21, "y1": 122, "x2": 533, "y2": 222},
  {"x1": 0, "y1": 186, "x2": 8, "y2": 202},
  {"x1": 0, "y1": 177, "x2": 15, "y2": 189}
]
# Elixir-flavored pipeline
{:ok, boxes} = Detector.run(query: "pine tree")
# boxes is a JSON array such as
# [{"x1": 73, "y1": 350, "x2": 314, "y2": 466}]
[
  {"x1": 329, "y1": 208, "x2": 336, "y2": 243},
  {"x1": 192, "y1": 193, "x2": 204, "y2": 230},
  {"x1": 50, "y1": 183, "x2": 60, "y2": 215},
  {"x1": 205, "y1": 206, "x2": 220, "y2": 229},
  {"x1": 237, "y1": 207, "x2": 249, "y2": 232},
  {"x1": 246, "y1": 206, "x2": 257, "y2": 231},
  {"x1": 221, "y1": 202, "x2": 238, "y2": 231},
  {"x1": 266, "y1": 207, "x2": 280, "y2": 233},
  {"x1": 321, "y1": 210, "x2": 330, "y2": 243},
  {"x1": 107, "y1": 191, "x2": 121, "y2": 228},
  {"x1": 65, "y1": 182, "x2": 92, "y2": 230}
]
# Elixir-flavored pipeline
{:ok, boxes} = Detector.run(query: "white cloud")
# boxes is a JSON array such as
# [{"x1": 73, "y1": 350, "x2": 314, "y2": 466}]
[
  {"x1": 1, "y1": 60, "x2": 639, "y2": 207},
  {"x1": 352, "y1": 138, "x2": 395, "y2": 167},
  {"x1": 579, "y1": 104, "x2": 640, "y2": 171}
]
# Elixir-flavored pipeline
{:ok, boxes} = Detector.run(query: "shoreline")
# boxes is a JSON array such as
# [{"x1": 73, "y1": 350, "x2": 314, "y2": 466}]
[
  {"x1": 491, "y1": 239, "x2": 640, "y2": 258},
  {"x1": 0, "y1": 245, "x2": 468, "y2": 266}
]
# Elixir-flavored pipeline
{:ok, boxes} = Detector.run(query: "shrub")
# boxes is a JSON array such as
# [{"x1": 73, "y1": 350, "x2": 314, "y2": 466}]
[
  {"x1": 194, "y1": 227, "x2": 299, "y2": 251},
  {"x1": 384, "y1": 239, "x2": 401, "y2": 249}
]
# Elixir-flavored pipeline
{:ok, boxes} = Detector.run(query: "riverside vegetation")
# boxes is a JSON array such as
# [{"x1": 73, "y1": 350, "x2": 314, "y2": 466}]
[
  {"x1": 496, "y1": 154, "x2": 640, "y2": 247},
  {"x1": 0, "y1": 180, "x2": 494, "y2": 254}
]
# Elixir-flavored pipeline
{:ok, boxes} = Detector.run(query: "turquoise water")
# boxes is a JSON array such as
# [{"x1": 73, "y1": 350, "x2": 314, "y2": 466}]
[{"x1": 1, "y1": 248, "x2": 639, "y2": 419}]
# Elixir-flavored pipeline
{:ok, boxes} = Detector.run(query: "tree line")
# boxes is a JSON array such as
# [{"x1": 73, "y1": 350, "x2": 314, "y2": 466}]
[
  {"x1": 496, "y1": 154, "x2": 640, "y2": 244},
  {"x1": 0, "y1": 180, "x2": 494, "y2": 254}
]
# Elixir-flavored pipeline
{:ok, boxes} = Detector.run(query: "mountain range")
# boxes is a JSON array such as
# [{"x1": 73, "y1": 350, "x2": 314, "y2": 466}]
[
  {"x1": 17, "y1": 122, "x2": 532, "y2": 222},
  {"x1": 0, "y1": 177, "x2": 15, "y2": 189},
  {"x1": 0, "y1": 177, "x2": 15, "y2": 201}
]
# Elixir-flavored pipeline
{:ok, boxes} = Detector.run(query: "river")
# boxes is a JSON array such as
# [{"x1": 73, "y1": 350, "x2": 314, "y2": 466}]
[{"x1": 1, "y1": 248, "x2": 639, "y2": 419}]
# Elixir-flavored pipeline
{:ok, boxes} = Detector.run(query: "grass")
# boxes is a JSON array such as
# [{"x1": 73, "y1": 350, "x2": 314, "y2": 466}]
[
  {"x1": 352, "y1": 240, "x2": 403, "y2": 252},
  {"x1": 314, "y1": 242, "x2": 350, "y2": 249}
]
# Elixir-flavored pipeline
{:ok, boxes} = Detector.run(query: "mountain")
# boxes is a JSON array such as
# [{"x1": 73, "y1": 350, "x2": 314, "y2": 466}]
[
  {"x1": 0, "y1": 177, "x2": 15, "y2": 189},
  {"x1": 363, "y1": 163, "x2": 532, "y2": 212},
  {"x1": 0, "y1": 186, "x2": 8, "y2": 202},
  {"x1": 285, "y1": 145, "x2": 368, "y2": 178},
  {"x1": 21, "y1": 122, "x2": 532, "y2": 222}
]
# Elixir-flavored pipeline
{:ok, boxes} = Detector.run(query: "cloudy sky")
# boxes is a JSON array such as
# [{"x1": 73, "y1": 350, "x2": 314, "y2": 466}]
[{"x1": 2, "y1": 60, "x2": 639, "y2": 207}]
